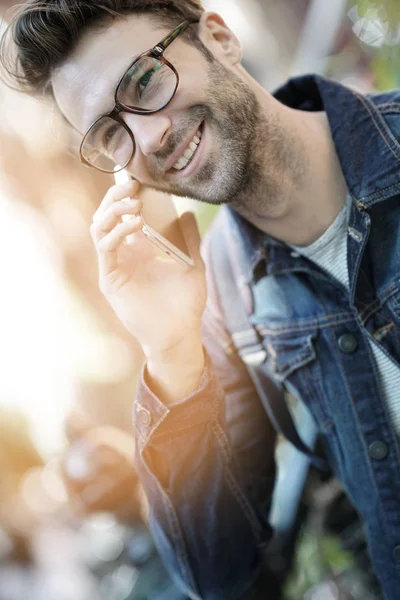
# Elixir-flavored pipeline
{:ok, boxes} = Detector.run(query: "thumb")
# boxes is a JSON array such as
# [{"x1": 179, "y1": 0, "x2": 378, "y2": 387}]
[{"x1": 179, "y1": 211, "x2": 202, "y2": 264}]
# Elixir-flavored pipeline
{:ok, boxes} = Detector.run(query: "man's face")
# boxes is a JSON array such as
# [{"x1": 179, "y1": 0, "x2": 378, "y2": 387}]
[{"x1": 52, "y1": 13, "x2": 262, "y2": 205}]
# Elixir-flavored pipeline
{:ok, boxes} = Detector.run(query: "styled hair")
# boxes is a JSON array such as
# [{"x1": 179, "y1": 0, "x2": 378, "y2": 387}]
[{"x1": 0, "y1": 0, "x2": 206, "y2": 98}]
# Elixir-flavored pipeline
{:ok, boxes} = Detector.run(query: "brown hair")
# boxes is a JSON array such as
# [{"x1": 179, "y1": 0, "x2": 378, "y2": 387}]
[{"x1": 0, "y1": 0, "x2": 206, "y2": 98}]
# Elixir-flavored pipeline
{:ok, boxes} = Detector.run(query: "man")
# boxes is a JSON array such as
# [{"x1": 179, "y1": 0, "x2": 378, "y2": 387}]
[{"x1": 2, "y1": 1, "x2": 400, "y2": 598}]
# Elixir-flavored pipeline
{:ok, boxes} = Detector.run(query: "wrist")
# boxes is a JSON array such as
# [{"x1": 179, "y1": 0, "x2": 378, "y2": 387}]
[
  {"x1": 144, "y1": 334, "x2": 205, "y2": 406},
  {"x1": 143, "y1": 330, "x2": 204, "y2": 365}
]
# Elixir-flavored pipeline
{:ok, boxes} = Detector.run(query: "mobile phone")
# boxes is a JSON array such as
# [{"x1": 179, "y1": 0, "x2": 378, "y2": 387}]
[{"x1": 113, "y1": 168, "x2": 195, "y2": 268}]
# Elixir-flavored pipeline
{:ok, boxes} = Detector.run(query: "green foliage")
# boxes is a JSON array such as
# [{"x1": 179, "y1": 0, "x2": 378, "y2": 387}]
[
  {"x1": 357, "y1": 0, "x2": 400, "y2": 22},
  {"x1": 284, "y1": 529, "x2": 355, "y2": 600},
  {"x1": 346, "y1": 0, "x2": 400, "y2": 90},
  {"x1": 195, "y1": 204, "x2": 220, "y2": 236},
  {"x1": 371, "y1": 52, "x2": 399, "y2": 89}
]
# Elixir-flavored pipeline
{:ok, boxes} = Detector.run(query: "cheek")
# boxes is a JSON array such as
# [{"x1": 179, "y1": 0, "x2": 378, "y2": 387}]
[
  {"x1": 173, "y1": 89, "x2": 201, "y2": 111},
  {"x1": 172, "y1": 67, "x2": 209, "y2": 107}
]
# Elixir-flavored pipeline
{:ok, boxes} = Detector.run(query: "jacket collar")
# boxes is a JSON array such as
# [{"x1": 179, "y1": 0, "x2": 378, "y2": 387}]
[{"x1": 225, "y1": 73, "x2": 400, "y2": 281}]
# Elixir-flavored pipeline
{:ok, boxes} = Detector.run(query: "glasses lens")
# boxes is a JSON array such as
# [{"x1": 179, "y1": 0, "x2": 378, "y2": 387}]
[
  {"x1": 117, "y1": 56, "x2": 177, "y2": 111},
  {"x1": 81, "y1": 117, "x2": 134, "y2": 172}
]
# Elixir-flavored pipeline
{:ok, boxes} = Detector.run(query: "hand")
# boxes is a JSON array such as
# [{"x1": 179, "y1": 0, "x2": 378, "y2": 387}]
[
  {"x1": 90, "y1": 179, "x2": 207, "y2": 357},
  {"x1": 61, "y1": 426, "x2": 138, "y2": 515}
]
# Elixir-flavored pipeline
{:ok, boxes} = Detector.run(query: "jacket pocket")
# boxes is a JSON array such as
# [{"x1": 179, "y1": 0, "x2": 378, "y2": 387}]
[
  {"x1": 263, "y1": 331, "x2": 316, "y2": 381},
  {"x1": 257, "y1": 326, "x2": 334, "y2": 432},
  {"x1": 258, "y1": 325, "x2": 350, "y2": 477}
]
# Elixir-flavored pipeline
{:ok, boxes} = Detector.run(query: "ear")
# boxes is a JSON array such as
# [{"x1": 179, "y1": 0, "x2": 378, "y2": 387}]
[{"x1": 198, "y1": 12, "x2": 242, "y2": 65}]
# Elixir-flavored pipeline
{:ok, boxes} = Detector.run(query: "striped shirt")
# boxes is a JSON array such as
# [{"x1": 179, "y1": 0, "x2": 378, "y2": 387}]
[{"x1": 290, "y1": 195, "x2": 400, "y2": 435}]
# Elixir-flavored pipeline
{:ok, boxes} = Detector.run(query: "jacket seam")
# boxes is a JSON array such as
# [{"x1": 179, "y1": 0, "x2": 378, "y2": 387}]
[
  {"x1": 376, "y1": 102, "x2": 400, "y2": 108},
  {"x1": 224, "y1": 464, "x2": 270, "y2": 543},
  {"x1": 373, "y1": 322, "x2": 394, "y2": 341},
  {"x1": 359, "y1": 282, "x2": 398, "y2": 324},
  {"x1": 360, "y1": 302, "x2": 382, "y2": 325},
  {"x1": 212, "y1": 419, "x2": 270, "y2": 543},
  {"x1": 352, "y1": 91, "x2": 400, "y2": 162},
  {"x1": 332, "y1": 330, "x2": 392, "y2": 538},
  {"x1": 256, "y1": 310, "x2": 353, "y2": 330},
  {"x1": 361, "y1": 332, "x2": 400, "y2": 529},
  {"x1": 379, "y1": 107, "x2": 400, "y2": 114},
  {"x1": 211, "y1": 420, "x2": 233, "y2": 462},
  {"x1": 363, "y1": 338, "x2": 400, "y2": 471},
  {"x1": 137, "y1": 405, "x2": 169, "y2": 449},
  {"x1": 257, "y1": 314, "x2": 355, "y2": 335},
  {"x1": 376, "y1": 102, "x2": 400, "y2": 113},
  {"x1": 257, "y1": 283, "x2": 400, "y2": 333},
  {"x1": 272, "y1": 347, "x2": 314, "y2": 371},
  {"x1": 136, "y1": 444, "x2": 201, "y2": 597},
  {"x1": 357, "y1": 181, "x2": 400, "y2": 206},
  {"x1": 161, "y1": 490, "x2": 202, "y2": 599}
]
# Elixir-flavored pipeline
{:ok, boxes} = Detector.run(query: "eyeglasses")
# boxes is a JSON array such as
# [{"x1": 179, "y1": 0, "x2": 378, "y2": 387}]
[{"x1": 79, "y1": 19, "x2": 199, "y2": 173}]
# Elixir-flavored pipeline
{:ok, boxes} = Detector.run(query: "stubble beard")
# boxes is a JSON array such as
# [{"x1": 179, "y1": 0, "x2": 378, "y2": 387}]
[{"x1": 152, "y1": 58, "x2": 293, "y2": 214}]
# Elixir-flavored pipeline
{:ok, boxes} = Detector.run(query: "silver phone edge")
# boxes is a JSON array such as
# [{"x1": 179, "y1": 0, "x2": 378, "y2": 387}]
[{"x1": 141, "y1": 221, "x2": 195, "y2": 268}]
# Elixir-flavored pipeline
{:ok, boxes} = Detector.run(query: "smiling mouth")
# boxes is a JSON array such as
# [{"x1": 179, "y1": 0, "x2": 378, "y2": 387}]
[{"x1": 171, "y1": 121, "x2": 204, "y2": 172}]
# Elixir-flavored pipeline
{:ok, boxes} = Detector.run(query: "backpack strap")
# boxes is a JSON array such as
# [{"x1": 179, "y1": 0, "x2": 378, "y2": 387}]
[{"x1": 208, "y1": 209, "x2": 328, "y2": 471}]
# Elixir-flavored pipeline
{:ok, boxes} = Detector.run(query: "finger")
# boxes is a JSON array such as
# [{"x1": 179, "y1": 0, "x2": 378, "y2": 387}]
[
  {"x1": 179, "y1": 211, "x2": 202, "y2": 264},
  {"x1": 97, "y1": 216, "x2": 144, "y2": 277},
  {"x1": 90, "y1": 199, "x2": 142, "y2": 242},
  {"x1": 92, "y1": 179, "x2": 141, "y2": 223}
]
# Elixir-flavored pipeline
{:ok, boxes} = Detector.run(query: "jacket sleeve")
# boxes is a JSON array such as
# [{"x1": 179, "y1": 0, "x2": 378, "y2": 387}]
[{"x1": 132, "y1": 232, "x2": 277, "y2": 600}]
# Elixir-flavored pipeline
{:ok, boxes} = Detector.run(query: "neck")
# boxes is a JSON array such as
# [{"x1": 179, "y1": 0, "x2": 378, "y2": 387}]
[{"x1": 231, "y1": 79, "x2": 348, "y2": 247}]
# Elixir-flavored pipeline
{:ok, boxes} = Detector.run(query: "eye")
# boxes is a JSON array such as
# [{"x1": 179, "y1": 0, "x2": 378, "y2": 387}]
[
  {"x1": 102, "y1": 123, "x2": 119, "y2": 149},
  {"x1": 138, "y1": 69, "x2": 154, "y2": 93}
]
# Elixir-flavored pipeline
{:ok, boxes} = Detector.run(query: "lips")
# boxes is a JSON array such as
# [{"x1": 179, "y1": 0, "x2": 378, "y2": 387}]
[{"x1": 165, "y1": 121, "x2": 204, "y2": 175}]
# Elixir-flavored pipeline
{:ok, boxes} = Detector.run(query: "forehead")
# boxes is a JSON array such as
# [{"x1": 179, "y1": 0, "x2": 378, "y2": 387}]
[{"x1": 52, "y1": 13, "x2": 168, "y2": 133}]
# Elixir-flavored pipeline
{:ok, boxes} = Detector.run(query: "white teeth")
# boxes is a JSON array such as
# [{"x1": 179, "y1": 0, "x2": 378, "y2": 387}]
[
  {"x1": 172, "y1": 127, "x2": 203, "y2": 170},
  {"x1": 174, "y1": 156, "x2": 188, "y2": 170},
  {"x1": 174, "y1": 157, "x2": 187, "y2": 169}
]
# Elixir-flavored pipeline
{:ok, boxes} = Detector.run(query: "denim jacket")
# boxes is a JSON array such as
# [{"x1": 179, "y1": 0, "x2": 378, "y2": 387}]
[{"x1": 133, "y1": 74, "x2": 400, "y2": 600}]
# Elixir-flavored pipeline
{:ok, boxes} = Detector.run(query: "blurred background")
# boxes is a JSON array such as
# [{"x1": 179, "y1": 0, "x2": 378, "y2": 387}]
[{"x1": 0, "y1": 1, "x2": 399, "y2": 599}]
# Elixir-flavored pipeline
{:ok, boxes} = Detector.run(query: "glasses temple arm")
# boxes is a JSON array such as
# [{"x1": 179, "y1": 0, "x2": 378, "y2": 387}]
[{"x1": 154, "y1": 19, "x2": 199, "y2": 54}]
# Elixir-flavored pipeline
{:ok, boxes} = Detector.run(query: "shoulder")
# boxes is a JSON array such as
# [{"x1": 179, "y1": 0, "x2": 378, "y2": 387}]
[
  {"x1": 366, "y1": 88, "x2": 400, "y2": 131},
  {"x1": 366, "y1": 87, "x2": 400, "y2": 111},
  {"x1": 359, "y1": 86, "x2": 400, "y2": 143}
]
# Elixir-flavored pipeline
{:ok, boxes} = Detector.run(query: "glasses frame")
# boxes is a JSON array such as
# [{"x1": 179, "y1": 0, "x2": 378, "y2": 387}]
[{"x1": 79, "y1": 19, "x2": 198, "y2": 173}]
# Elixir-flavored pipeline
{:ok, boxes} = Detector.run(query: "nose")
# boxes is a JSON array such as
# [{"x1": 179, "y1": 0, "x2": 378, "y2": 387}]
[{"x1": 122, "y1": 111, "x2": 171, "y2": 156}]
